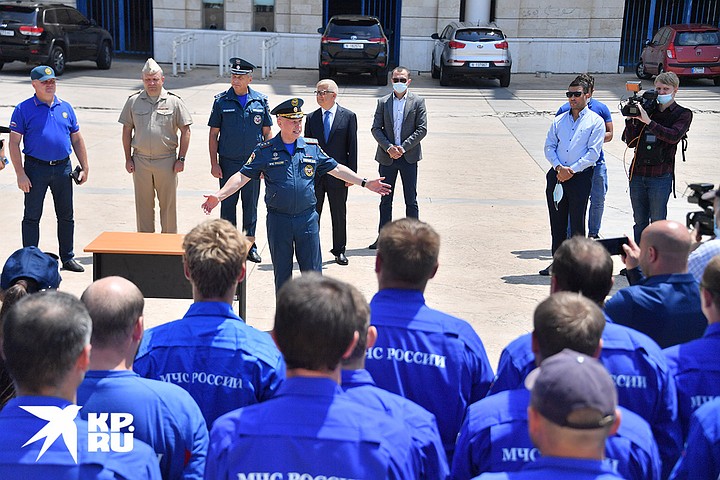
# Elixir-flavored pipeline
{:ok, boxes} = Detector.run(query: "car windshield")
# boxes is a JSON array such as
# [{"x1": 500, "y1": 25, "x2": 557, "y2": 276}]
[
  {"x1": 0, "y1": 7, "x2": 35, "y2": 24},
  {"x1": 455, "y1": 29, "x2": 503, "y2": 42},
  {"x1": 676, "y1": 31, "x2": 720, "y2": 46},
  {"x1": 326, "y1": 20, "x2": 382, "y2": 39}
]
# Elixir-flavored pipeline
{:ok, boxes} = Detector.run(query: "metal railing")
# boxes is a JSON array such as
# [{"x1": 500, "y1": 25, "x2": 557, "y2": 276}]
[
  {"x1": 218, "y1": 33, "x2": 243, "y2": 76},
  {"x1": 261, "y1": 35, "x2": 279, "y2": 79},
  {"x1": 171, "y1": 33, "x2": 196, "y2": 76}
]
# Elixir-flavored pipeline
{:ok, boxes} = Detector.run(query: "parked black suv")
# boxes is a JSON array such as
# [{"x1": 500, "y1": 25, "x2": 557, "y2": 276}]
[
  {"x1": 318, "y1": 15, "x2": 389, "y2": 85},
  {"x1": 0, "y1": 3, "x2": 113, "y2": 75}
]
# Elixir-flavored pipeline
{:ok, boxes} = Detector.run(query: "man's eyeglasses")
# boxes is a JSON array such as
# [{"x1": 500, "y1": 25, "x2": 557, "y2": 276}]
[
  {"x1": 392, "y1": 78, "x2": 408, "y2": 83},
  {"x1": 565, "y1": 91, "x2": 583, "y2": 98},
  {"x1": 314, "y1": 90, "x2": 335, "y2": 96}
]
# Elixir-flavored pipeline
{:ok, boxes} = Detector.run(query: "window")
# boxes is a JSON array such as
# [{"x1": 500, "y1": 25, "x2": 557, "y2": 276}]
[
  {"x1": 203, "y1": 0, "x2": 224, "y2": 30},
  {"x1": 253, "y1": 0, "x2": 274, "y2": 32}
]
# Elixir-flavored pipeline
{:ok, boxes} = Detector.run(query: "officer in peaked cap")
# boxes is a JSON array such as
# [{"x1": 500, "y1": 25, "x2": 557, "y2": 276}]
[
  {"x1": 202, "y1": 97, "x2": 392, "y2": 293},
  {"x1": 208, "y1": 57, "x2": 272, "y2": 264}
]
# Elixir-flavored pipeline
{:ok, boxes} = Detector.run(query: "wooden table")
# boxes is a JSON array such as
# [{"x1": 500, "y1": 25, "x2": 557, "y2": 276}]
[{"x1": 84, "y1": 232, "x2": 246, "y2": 318}]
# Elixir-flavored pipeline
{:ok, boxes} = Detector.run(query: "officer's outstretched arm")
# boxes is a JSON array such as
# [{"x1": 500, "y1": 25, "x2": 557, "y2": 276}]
[
  {"x1": 329, "y1": 165, "x2": 391, "y2": 195},
  {"x1": 202, "y1": 171, "x2": 252, "y2": 214}
]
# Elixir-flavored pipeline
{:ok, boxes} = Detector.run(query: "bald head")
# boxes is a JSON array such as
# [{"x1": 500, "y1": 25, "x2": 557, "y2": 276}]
[
  {"x1": 81, "y1": 276, "x2": 144, "y2": 349},
  {"x1": 639, "y1": 220, "x2": 691, "y2": 276}
]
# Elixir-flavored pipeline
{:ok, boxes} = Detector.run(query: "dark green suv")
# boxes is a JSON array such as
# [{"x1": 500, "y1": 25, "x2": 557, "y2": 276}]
[
  {"x1": 0, "y1": 3, "x2": 113, "y2": 75},
  {"x1": 318, "y1": 15, "x2": 389, "y2": 85}
]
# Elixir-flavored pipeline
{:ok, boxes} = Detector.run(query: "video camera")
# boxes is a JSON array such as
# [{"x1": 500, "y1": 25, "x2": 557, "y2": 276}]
[
  {"x1": 686, "y1": 183, "x2": 716, "y2": 237},
  {"x1": 620, "y1": 81, "x2": 658, "y2": 117}
]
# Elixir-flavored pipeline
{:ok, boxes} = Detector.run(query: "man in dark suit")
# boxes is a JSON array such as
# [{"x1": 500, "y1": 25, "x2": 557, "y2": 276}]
[
  {"x1": 369, "y1": 66, "x2": 428, "y2": 249},
  {"x1": 304, "y1": 79, "x2": 358, "y2": 265}
]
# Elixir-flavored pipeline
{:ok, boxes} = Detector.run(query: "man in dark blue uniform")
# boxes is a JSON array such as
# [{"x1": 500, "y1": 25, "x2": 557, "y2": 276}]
[
  {"x1": 7, "y1": 65, "x2": 89, "y2": 273},
  {"x1": 202, "y1": 98, "x2": 390, "y2": 292},
  {"x1": 208, "y1": 58, "x2": 272, "y2": 263}
]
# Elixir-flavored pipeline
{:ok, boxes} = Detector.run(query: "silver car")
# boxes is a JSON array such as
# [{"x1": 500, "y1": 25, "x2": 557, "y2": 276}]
[{"x1": 431, "y1": 22, "x2": 511, "y2": 87}]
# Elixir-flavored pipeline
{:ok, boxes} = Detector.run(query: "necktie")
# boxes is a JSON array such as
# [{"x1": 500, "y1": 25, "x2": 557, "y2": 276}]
[{"x1": 323, "y1": 110, "x2": 331, "y2": 142}]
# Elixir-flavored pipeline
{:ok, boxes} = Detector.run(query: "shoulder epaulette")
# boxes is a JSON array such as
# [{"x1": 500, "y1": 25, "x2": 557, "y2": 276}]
[
  {"x1": 305, "y1": 137, "x2": 319, "y2": 144},
  {"x1": 258, "y1": 140, "x2": 273, "y2": 149},
  {"x1": 128, "y1": 90, "x2": 142, "y2": 98},
  {"x1": 167, "y1": 91, "x2": 182, "y2": 99},
  {"x1": 214, "y1": 91, "x2": 226, "y2": 100}
]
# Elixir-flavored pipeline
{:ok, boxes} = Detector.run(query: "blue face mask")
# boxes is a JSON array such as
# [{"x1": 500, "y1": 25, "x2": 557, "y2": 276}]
[
  {"x1": 714, "y1": 219, "x2": 720, "y2": 238},
  {"x1": 657, "y1": 93, "x2": 673, "y2": 105},
  {"x1": 392, "y1": 82, "x2": 408, "y2": 94}
]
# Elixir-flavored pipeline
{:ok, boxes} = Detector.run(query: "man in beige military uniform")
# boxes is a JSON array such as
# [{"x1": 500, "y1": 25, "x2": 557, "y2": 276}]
[{"x1": 119, "y1": 58, "x2": 192, "y2": 233}]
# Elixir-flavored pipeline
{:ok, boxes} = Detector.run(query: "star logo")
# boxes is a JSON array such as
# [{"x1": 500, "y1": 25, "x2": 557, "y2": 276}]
[{"x1": 20, "y1": 404, "x2": 82, "y2": 463}]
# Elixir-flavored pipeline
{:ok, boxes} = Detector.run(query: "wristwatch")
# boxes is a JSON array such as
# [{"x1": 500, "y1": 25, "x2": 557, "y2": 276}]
[
  {"x1": 177, "y1": 156, "x2": 185, "y2": 162},
  {"x1": 361, "y1": 178, "x2": 367, "y2": 188}
]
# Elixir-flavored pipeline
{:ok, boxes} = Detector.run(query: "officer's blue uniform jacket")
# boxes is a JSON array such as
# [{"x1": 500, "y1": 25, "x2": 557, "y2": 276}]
[
  {"x1": 133, "y1": 302, "x2": 285, "y2": 428},
  {"x1": 78, "y1": 370, "x2": 209, "y2": 480},
  {"x1": 10, "y1": 95, "x2": 78, "y2": 161},
  {"x1": 472, "y1": 456, "x2": 625, "y2": 479},
  {"x1": 207, "y1": 86, "x2": 272, "y2": 160},
  {"x1": 205, "y1": 377, "x2": 419, "y2": 479},
  {"x1": 0, "y1": 396, "x2": 161, "y2": 479},
  {"x1": 451, "y1": 388, "x2": 661, "y2": 480},
  {"x1": 240, "y1": 135, "x2": 338, "y2": 214},
  {"x1": 341, "y1": 368, "x2": 450, "y2": 480},
  {"x1": 605, "y1": 273, "x2": 707, "y2": 349},
  {"x1": 489, "y1": 319, "x2": 681, "y2": 478},
  {"x1": 664, "y1": 322, "x2": 720, "y2": 437},
  {"x1": 365, "y1": 289, "x2": 494, "y2": 460},
  {"x1": 669, "y1": 397, "x2": 720, "y2": 480}
]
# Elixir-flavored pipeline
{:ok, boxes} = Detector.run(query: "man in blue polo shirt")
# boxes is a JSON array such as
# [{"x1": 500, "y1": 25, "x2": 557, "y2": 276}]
[
  {"x1": 208, "y1": 57, "x2": 272, "y2": 264},
  {"x1": 134, "y1": 219, "x2": 285, "y2": 428},
  {"x1": 340, "y1": 282, "x2": 448, "y2": 479},
  {"x1": 474, "y1": 350, "x2": 625, "y2": 480},
  {"x1": 489, "y1": 236, "x2": 681, "y2": 477},
  {"x1": 606, "y1": 219, "x2": 707, "y2": 348},
  {"x1": 7, "y1": 65, "x2": 89, "y2": 273},
  {"x1": 669, "y1": 397, "x2": 720, "y2": 479},
  {"x1": 664, "y1": 255, "x2": 720, "y2": 437},
  {"x1": 364, "y1": 218, "x2": 494, "y2": 460},
  {"x1": 205, "y1": 275, "x2": 419, "y2": 479},
  {"x1": 0, "y1": 291, "x2": 160, "y2": 478},
  {"x1": 78, "y1": 276, "x2": 208, "y2": 480},
  {"x1": 453, "y1": 293, "x2": 660, "y2": 480}
]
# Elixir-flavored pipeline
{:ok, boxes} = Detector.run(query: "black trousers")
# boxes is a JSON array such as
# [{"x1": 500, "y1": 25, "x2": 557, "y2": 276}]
[
  {"x1": 545, "y1": 167, "x2": 594, "y2": 254},
  {"x1": 315, "y1": 176, "x2": 348, "y2": 255}
]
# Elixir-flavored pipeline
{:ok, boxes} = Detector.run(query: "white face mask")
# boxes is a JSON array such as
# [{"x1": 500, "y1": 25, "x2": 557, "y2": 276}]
[
  {"x1": 657, "y1": 93, "x2": 673, "y2": 105},
  {"x1": 392, "y1": 82, "x2": 408, "y2": 94},
  {"x1": 553, "y1": 183, "x2": 564, "y2": 210}
]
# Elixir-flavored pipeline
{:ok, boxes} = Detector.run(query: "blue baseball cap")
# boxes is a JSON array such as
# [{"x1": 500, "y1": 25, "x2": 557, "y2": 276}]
[
  {"x1": 30, "y1": 65, "x2": 56, "y2": 82},
  {"x1": 1, "y1": 246, "x2": 62, "y2": 290}
]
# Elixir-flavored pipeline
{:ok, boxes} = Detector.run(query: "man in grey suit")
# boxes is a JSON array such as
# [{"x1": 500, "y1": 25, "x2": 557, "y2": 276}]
[
  {"x1": 369, "y1": 66, "x2": 428, "y2": 249},
  {"x1": 305, "y1": 79, "x2": 358, "y2": 265}
]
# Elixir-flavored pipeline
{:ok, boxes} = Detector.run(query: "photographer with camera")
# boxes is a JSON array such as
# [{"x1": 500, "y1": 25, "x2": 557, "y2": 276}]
[
  {"x1": 688, "y1": 186, "x2": 720, "y2": 283},
  {"x1": 623, "y1": 72, "x2": 693, "y2": 244}
]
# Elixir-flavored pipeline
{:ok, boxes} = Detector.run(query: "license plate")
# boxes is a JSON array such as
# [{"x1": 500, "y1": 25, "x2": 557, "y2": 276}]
[
  {"x1": 0, "y1": 30, "x2": 14, "y2": 37},
  {"x1": 469, "y1": 62, "x2": 489, "y2": 67},
  {"x1": 343, "y1": 43, "x2": 363, "y2": 49},
  {"x1": 692, "y1": 67, "x2": 705, "y2": 73}
]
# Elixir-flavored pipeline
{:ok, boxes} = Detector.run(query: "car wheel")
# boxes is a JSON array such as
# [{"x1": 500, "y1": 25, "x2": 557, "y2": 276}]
[
  {"x1": 439, "y1": 63, "x2": 451, "y2": 86},
  {"x1": 49, "y1": 45, "x2": 65, "y2": 76},
  {"x1": 376, "y1": 67, "x2": 388, "y2": 86},
  {"x1": 635, "y1": 62, "x2": 652, "y2": 80},
  {"x1": 499, "y1": 72, "x2": 511, "y2": 88},
  {"x1": 319, "y1": 65, "x2": 330, "y2": 81},
  {"x1": 714, "y1": 77, "x2": 720, "y2": 86},
  {"x1": 96, "y1": 41, "x2": 112, "y2": 70},
  {"x1": 431, "y1": 55, "x2": 440, "y2": 79}
]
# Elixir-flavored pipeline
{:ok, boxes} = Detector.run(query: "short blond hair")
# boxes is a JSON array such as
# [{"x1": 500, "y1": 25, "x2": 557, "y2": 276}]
[
  {"x1": 183, "y1": 219, "x2": 248, "y2": 298},
  {"x1": 655, "y1": 71, "x2": 679, "y2": 89}
]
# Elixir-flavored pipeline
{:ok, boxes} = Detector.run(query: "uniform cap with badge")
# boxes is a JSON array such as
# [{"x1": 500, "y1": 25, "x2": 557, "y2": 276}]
[
  {"x1": 271, "y1": 98, "x2": 304, "y2": 119},
  {"x1": 1, "y1": 246, "x2": 62, "y2": 290},
  {"x1": 230, "y1": 57, "x2": 255, "y2": 75},
  {"x1": 30, "y1": 65, "x2": 55, "y2": 82},
  {"x1": 525, "y1": 348, "x2": 618, "y2": 430},
  {"x1": 142, "y1": 58, "x2": 163, "y2": 75}
]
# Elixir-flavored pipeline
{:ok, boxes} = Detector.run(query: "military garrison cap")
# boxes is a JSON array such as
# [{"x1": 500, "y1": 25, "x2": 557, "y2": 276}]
[
  {"x1": 271, "y1": 98, "x2": 304, "y2": 119},
  {"x1": 230, "y1": 57, "x2": 255, "y2": 75}
]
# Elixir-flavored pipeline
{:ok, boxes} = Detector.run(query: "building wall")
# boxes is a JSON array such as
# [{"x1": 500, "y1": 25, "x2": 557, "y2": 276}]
[{"x1": 152, "y1": 0, "x2": 627, "y2": 73}]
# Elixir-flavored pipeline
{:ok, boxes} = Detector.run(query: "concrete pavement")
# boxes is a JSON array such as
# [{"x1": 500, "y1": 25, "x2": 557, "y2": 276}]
[{"x1": 1, "y1": 58, "x2": 718, "y2": 366}]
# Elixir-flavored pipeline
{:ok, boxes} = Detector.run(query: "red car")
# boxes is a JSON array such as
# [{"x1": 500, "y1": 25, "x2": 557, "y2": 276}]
[{"x1": 636, "y1": 24, "x2": 720, "y2": 85}]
